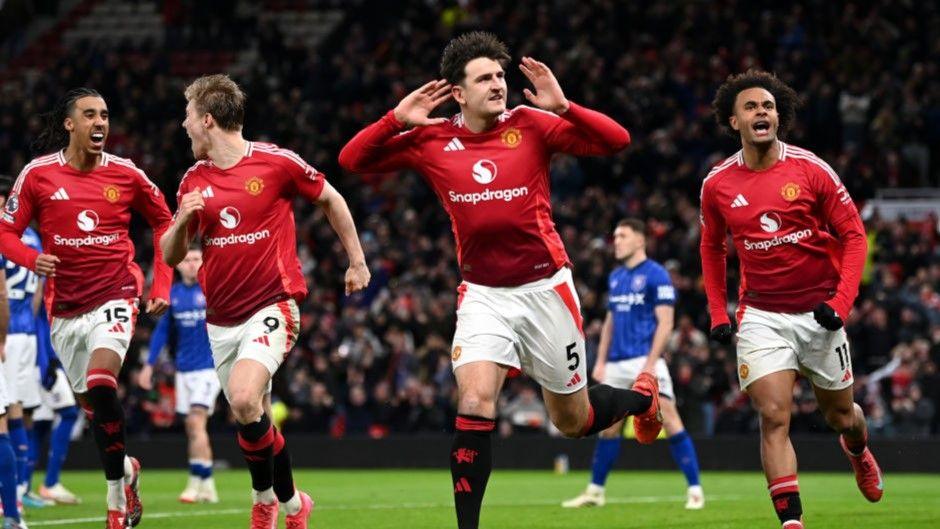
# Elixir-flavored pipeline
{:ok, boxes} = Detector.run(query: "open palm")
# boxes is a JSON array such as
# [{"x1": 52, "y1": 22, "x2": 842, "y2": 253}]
[
  {"x1": 519, "y1": 57, "x2": 570, "y2": 114},
  {"x1": 394, "y1": 80, "x2": 453, "y2": 127}
]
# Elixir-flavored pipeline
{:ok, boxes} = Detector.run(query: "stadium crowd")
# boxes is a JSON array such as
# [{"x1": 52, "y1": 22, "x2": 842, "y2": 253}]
[{"x1": 0, "y1": 0, "x2": 938, "y2": 439}]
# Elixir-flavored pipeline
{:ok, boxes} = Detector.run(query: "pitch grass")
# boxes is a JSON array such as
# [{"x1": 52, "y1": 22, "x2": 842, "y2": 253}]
[{"x1": 23, "y1": 469, "x2": 939, "y2": 528}]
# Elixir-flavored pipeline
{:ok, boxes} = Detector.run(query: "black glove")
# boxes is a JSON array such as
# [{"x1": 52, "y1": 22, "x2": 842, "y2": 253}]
[
  {"x1": 710, "y1": 323, "x2": 734, "y2": 344},
  {"x1": 813, "y1": 302, "x2": 843, "y2": 331},
  {"x1": 41, "y1": 360, "x2": 60, "y2": 391}
]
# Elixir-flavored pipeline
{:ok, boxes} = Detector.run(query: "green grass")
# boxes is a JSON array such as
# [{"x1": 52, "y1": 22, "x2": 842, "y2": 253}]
[{"x1": 23, "y1": 469, "x2": 939, "y2": 528}]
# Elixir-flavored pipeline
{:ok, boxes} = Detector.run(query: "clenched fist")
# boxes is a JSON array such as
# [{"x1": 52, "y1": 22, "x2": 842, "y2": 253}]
[{"x1": 176, "y1": 187, "x2": 205, "y2": 226}]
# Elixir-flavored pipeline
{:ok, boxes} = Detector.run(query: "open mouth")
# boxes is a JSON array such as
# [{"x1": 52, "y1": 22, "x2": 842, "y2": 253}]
[
  {"x1": 488, "y1": 93, "x2": 504, "y2": 102},
  {"x1": 753, "y1": 120, "x2": 771, "y2": 137},
  {"x1": 90, "y1": 131, "x2": 105, "y2": 148}
]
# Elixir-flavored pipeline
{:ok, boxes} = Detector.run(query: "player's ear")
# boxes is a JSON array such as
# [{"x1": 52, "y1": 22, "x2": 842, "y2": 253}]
[
  {"x1": 729, "y1": 114, "x2": 740, "y2": 132},
  {"x1": 452, "y1": 84, "x2": 466, "y2": 106},
  {"x1": 63, "y1": 116, "x2": 74, "y2": 132}
]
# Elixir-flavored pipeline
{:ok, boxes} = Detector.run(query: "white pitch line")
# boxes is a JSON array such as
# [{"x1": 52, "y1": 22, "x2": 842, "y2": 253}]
[
  {"x1": 29, "y1": 508, "x2": 246, "y2": 526},
  {"x1": 28, "y1": 495, "x2": 749, "y2": 526}
]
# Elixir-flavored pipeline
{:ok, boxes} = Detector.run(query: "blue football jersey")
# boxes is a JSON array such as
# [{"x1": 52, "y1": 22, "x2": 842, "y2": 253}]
[
  {"x1": 147, "y1": 282, "x2": 214, "y2": 372},
  {"x1": 4, "y1": 227, "x2": 42, "y2": 335},
  {"x1": 606, "y1": 259, "x2": 675, "y2": 361}
]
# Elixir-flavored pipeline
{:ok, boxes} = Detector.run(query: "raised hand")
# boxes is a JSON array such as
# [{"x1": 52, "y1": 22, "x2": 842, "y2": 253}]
[
  {"x1": 393, "y1": 80, "x2": 453, "y2": 127},
  {"x1": 176, "y1": 187, "x2": 205, "y2": 226},
  {"x1": 519, "y1": 57, "x2": 570, "y2": 114}
]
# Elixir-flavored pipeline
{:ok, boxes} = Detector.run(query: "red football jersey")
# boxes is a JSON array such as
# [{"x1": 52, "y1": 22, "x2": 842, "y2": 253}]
[
  {"x1": 699, "y1": 141, "x2": 867, "y2": 325},
  {"x1": 340, "y1": 102, "x2": 630, "y2": 287},
  {"x1": 176, "y1": 141, "x2": 325, "y2": 326},
  {"x1": 0, "y1": 151, "x2": 173, "y2": 317}
]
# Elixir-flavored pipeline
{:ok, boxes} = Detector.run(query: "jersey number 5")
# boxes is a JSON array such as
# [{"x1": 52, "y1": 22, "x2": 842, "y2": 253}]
[{"x1": 566, "y1": 343, "x2": 579, "y2": 371}]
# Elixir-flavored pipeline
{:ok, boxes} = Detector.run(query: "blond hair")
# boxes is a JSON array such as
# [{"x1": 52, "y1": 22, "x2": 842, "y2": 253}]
[{"x1": 184, "y1": 74, "x2": 245, "y2": 131}]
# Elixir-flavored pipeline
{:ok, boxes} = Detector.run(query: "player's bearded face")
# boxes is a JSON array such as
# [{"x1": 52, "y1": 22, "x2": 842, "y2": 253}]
[
  {"x1": 66, "y1": 96, "x2": 109, "y2": 155},
  {"x1": 456, "y1": 57, "x2": 507, "y2": 118},
  {"x1": 183, "y1": 100, "x2": 210, "y2": 159},
  {"x1": 730, "y1": 87, "x2": 778, "y2": 146}
]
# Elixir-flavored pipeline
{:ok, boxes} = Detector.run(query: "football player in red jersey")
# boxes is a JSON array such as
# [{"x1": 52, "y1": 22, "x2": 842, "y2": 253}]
[
  {"x1": 700, "y1": 70, "x2": 883, "y2": 529},
  {"x1": 161, "y1": 74, "x2": 369, "y2": 529},
  {"x1": 340, "y1": 32, "x2": 660, "y2": 529},
  {"x1": 0, "y1": 88, "x2": 173, "y2": 529}
]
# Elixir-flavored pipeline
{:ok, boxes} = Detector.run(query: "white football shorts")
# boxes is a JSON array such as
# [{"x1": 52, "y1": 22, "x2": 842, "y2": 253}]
[
  {"x1": 207, "y1": 299, "x2": 300, "y2": 401},
  {"x1": 603, "y1": 356, "x2": 675, "y2": 400},
  {"x1": 175, "y1": 368, "x2": 222, "y2": 415},
  {"x1": 34, "y1": 367, "x2": 77, "y2": 421},
  {"x1": 736, "y1": 305, "x2": 854, "y2": 391},
  {"x1": 451, "y1": 267, "x2": 588, "y2": 394},
  {"x1": 50, "y1": 298, "x2": 139, "y2": 393},
  {"x1": 3, "y1": 333, "x2": 42, "y2": 408}
]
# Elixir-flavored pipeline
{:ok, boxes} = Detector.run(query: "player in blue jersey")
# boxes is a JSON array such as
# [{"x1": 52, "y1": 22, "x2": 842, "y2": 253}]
[
  {"x1": 30, "y1": 300, "x2": 82, "y2": 506},
  {"x1": 0, "y1": 176, "x2": 27, "y2": 528},
  {"x1": 563, "y1": 219, "x2": 704, "y2": 509},
  {"x1": 138, "y1": 247, "x2": 220, "y2": 503},
  {"x1": 2, "y1": 223, "x2": 44, "y2": 512}
]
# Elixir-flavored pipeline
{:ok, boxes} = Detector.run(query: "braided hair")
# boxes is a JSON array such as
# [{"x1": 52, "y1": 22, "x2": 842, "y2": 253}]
[{"x1": 31, "y1": 87, "x2": 103, "y2": 155}]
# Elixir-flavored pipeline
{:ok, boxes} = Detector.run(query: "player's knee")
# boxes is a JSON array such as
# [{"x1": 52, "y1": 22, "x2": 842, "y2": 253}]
[
  {"x1": 557, "y1": 419, "x2": 586, "y2": 438},
  {"x1": 758, "y1": 403, "x2": 790, "y2": 431},
  {"x1": 184, "y1": 413, "x2": 204, "y2": 434},
  {"x1": 457, "y1": 391, "x2": 497, "y2": 417},
  {"x1": 823, "y1": 406, "x2": 856, "y2": 432},
  {"x1": 228, "y1": 392, "x2": 262, "y2": 424}
]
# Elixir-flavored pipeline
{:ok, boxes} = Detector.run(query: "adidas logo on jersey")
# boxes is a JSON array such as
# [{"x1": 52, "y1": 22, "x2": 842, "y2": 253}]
[
  {"x1": 730, "y1": 194, "x2": 749, "y2": 208},
  {"x1": 201, "y1": 186, "x2": 215, "y2": 198},
  {"x1": 50, "y1": 188, "x2": 70, "y2": 200},
  {"x1": 252, "y1": 335, "x2": 270, "y2": 346},
  {"x1": 108, "y1": 322, "x2": 126, "y2": 333},
  {"x1": 443, "y1": 138, "x2": 465, "y2": 151}
]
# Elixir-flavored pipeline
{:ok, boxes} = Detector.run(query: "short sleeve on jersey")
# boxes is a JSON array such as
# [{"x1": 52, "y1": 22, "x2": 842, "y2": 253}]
[{"x1": 649, "y1": 266, "x2": 676, "y2": 306}]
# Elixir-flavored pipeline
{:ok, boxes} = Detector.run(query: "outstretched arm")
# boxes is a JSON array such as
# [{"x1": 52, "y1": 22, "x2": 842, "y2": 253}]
[
  {"x1": 338, "y1": 80, "x2": 450, "y2": 173},
  {"x1": 519, "y1": 57, "x2": 630, "y2": 155}
]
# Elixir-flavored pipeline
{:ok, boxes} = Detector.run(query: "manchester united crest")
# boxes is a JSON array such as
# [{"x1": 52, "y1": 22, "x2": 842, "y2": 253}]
[
  {"x1": 501, "y1": 127, "x2": 522, "y2": 148},
  {"x1": 739, "y1": 363, "x2": 750, "y2": 380},
  {"x1": 103, "y1": 185, "x2": 121, "y2": 203},
  {"x1": 245, "y1": 176, "x2": 264, "y2": 196},
  {"x1": 781, "y1": 182, "x2": 800, "y2": 201},
  {"x1": 452, "y1": 346, "x2": 462, "y2": 362}
]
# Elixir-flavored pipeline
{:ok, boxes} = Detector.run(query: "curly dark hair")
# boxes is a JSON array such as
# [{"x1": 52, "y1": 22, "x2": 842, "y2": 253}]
[
  {"x1": 711, "y1": 70, "x2": 800, "y2": 139},
  {"x1": 440, "y1": 31, "x2": 511, "y2": 85}
]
